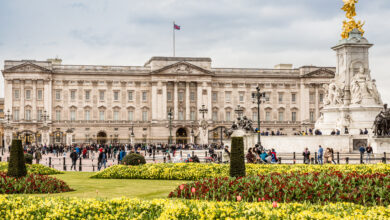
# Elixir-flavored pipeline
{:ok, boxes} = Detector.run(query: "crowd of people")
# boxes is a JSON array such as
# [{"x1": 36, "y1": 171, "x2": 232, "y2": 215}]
[{"x1": 245, "y1": 145, "x2": 279, "y2": 164}]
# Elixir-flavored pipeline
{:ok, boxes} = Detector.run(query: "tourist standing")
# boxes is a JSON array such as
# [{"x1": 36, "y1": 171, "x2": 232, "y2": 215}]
[
  {"x1": 366, "y1": 145, "x2": 373, "y2": 164},
  {"x1": 35, "y1": 150, "x2": 42, "y2": 164},
  {"x1": 303, "y1": 148, "x2": 310, "y2": 164},
  {"x1": 324, "y1": 148, "x2": 331, "y2": 163},
  {"x1": 98, "y1": 149, "x2": 107, "y2": 171},
  {"x1": 318, "y1": 145, "x2": 324, "y2": 164},
  {"x1": 359, "y1": 145, "x2": 366, "y2": 162},
  {"x1": 70, "y1": 149, "x2": 78, "y2": 171},
  {"x1": 246, "y1": 148, "x2": 256, "y2": 163}
]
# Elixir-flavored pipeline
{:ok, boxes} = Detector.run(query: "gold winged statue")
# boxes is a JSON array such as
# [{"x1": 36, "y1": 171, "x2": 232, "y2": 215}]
[{"x1": 341, "y1": 0, "x2": 365, "y2": 39}]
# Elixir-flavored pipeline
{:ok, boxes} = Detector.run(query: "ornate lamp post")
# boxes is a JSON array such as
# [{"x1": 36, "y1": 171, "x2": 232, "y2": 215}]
[
  {"x1": 252, "y1": 86, "x2": 266, "y2": 147},
  {"x1": 168, "y1": 108, "x2": 173, "y2": 144},
  {"x1": 199, "y1": 104, "x2": 208, "y2": 119},
  {"x1": 4, "y1": 110, "x2": 12, "y2": 124}
]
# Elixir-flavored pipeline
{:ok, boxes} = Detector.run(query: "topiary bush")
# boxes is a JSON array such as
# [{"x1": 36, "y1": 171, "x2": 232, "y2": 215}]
[
  {"x1": 24, "y1": 153, "x2": 33, "y2": 164},
  {"x1": 7, "y1": 140, "x2": 27, "y2": 178},
  {"x1": 122, "y1": 153, "x2": 146, "y2": 166},
  {"x1": 229, "y1": 137, "x2": 245, "y2": 177}
]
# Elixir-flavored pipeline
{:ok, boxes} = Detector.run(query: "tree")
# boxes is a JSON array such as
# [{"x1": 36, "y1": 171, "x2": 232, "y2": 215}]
[
  {"x1": 229, "y1": 137, "x2": 246, "y2": 177},
  {"x1": 7, "y1": 140, "x2": 27, "y2": 178}
]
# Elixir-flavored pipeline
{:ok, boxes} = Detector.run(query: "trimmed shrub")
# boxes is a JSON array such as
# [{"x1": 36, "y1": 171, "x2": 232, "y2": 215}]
[
  {"x1": 7, "y1": 140, "x2": 27, "y2": 178},
  {"x1": 230, "y1": 137, "x2": 245, "y2": 177},
  {"x1": 122, "y1": 153, "x2": 146, "y2": 166},
  {"x1": 24, "y1": 153, "x2": 33, "y2": 164}
]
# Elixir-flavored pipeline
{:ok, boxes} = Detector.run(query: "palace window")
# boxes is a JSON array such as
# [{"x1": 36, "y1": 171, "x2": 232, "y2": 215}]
[
  {"x1": 37, "y1": 89, "x2": 43, "y2": 100},
  {"x1": 37, "y1": 109, "x2": 43, "y2": 122},
  {"x1": 292, "y1": 112, "x2": 297, "y2": 122},
  {"x1": 226, "y1": 111, "x2": 231, "y2": 121},
  {"x1": 319, "y1": 93, "x2": 324, "y2": 103},
  {"x1": 70, "y1": 90, "x2": 76, "y2": 101},
  {"x1": 309, "y1": 93, "x2": 315, "y2": 103},
  {"x1": 167, "y1": 92, "x2": 172, "y2": 101},
  {"x1": 14, "y1": 89, "x2": 20, "y2": 99},
  {"x1": 25, "y1": 90, "x2": 31, "y2": 100},
  {"x1": 142, "y1": 111, "x2": 148, "y2": 121},
  {"x1": 278, "y1": 111, "x2": 284, "y2": 122},
  {"x1": 190, "y1": 111, "x2": 196, "y2": 121},
  {"x1": 265, "y1": 111, "x2": 271, "y2": 121},
  {"x1": 278, "y1": 93, "x2": 283, "y2": 103},
  {"x1": 13, "y1": 109, "x2": 19, "y2": 121},
  {"x1": 55, "y1": 110, "x2": 61, "y2": 121},
  {"x1": 265, "y1": 93, "x2": 270, "y2": 102},
  {"x1": 190, "y1": 91, "x2": 195, "y2": 101},
  {"x1": 113, "y1": 110, "x2": 119, "y2": 121},
  {"x1": 70, "y1": 110, "x2": 76, "y2": 121},
  {"x1": 113, "y1": 91, "x2": 119, "y2": 101},
  {"x1": 99, "y1": 91, "x2": 105, "y2": 101},
  {"x1": 99, "y1": 111, "x2": 105, "y2": 121},
  {"x1": 128, "y1": 111, "x2": 133, "y2": 121},
  {"x1": 225, "y1": 92, "x2": 231, "y2": 102},
  {"x1": 142, "y1": 92, "x2": 147, "y2": 101},
  {"x1": 85, "y1": 91, "x2": 90, "y2": 101},
  {"x1": 178, "y1": 92, "x2": 184, "y2": 101},
  {"x1": 85, "y1": 110, "x2": 90, "y2": 121},
  {"x1": 212, "y1": 111, "x2": 218, "y2": 121},
  {"x1": 178, "y1": 111, "x2": 184, "y2": 120},
  {"x1": 291, "y1": 93, "x2": 296, "y2": 103},
  {"x1": 212, "y1": 92, "x2": 218, "y2": 102},
  {"x1": 55, "y1": 90, "x2": 61, "y2": 100},
  {"x1": 252, "y1": 111, "x2": 258, "y2": 121},
  {"x1": 239, "y1": 92, "x2": 245, "y2": 102},
  {"x1": 310, "y1": 111, "x2": 315, "y2": 122},
  {"x1": 25, "y1": 109, "x2": 31, "y2": 121},
  {"x1": 128, "y1": 91, "x2": 133, "y2": 101}
]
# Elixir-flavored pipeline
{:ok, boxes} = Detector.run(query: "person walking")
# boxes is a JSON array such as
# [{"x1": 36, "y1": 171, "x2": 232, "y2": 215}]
[
  {"x1": 98, "y1": 149, "x2": 107, "y2": 171},
  {"x1": 318, "y1": 145, "x2": 324, "y2": 165},
  {"x1": 35, "y1": 149, "x2": 42, "y2": 164},
  {"x1": 303, "y1": 148, "x2": 310, "y2": 164},
  {"x1": 366, "y1": 145, "x2": 373, "y2": 164},
  {"x1": 359, "y1": 145, "x2": 366, "y2": 163},
  {"x1": 324, "y1": 148, "x2": 332, "y2": 164},
  {"x1": 70, "y1": 149, "x2": 78, "y2": 171}
]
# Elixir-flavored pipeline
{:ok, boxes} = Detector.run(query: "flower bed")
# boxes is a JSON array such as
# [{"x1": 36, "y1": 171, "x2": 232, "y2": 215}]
[
  {"x1": 91, "y1": 163, "x2": 390, "y2": 180},
  {"x1": 0, "y1": 162, "x2": 63, "y2": 175},
  {"x1": 0, "y1": 172, "x2": 72, "y2": 194},
  {"x1": 0, "y1": 196, "x2": 389, "y2": 219},
  {"x1": 169, "y1": 171, "x2": 390, "y2": 206}
]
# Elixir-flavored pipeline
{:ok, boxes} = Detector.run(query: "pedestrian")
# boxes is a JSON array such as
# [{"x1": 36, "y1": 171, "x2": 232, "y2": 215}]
[
  {"x1": 98, "y1": 149, "x2": 107, "y2": 171},
  {"x1": 366, "y1": 145, "x2": 373, "y2": 164},
  {"x1": 318, "y1": 145, "x2": 324, "y2": 164},
  {"x1": 35, "y1": 149, "x2": 42, "y2": 164},
  {"x1": 271, "y1": 149, "x2": 278, "y2": 163},
  {"x1": 302, "y1": 148, "x2": 310, "y2": 164},
  {"x1": 359, "y1": 145, "x2": 366, "y2": 163},
  {"x1": 70, "y1": 149, "x2": 78, "y2": 171},
  {"x1": 246, "y1": 148, "x2": 256, "y2": 163},
  {"x1": 324, "y1": 148, "x2": 331, "y2": 163}
]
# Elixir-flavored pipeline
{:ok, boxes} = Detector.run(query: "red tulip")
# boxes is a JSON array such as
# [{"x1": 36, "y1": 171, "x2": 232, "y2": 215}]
[
  {"x1": 191, "y1": 187, "x2": 196, "y2": 193},
  {"x1": 180, "y1": 184, "x2": 185, "y2": 190},
  {"x1": 237, "y1": 195, "x2": 242, "y2": 201},
  {"x1": 272, "y1": 201, "x2": 278, "y2": 208},
  {"x1": 262, "y1": 197, "x2": 265, "y2": 201}
]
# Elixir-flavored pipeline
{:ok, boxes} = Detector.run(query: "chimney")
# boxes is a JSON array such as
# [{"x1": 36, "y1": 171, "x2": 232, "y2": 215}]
[
  {"x1": 47, "y1": 58, "x2": 62, "y2": 65},
  {"x1": 274, "y1": 64, "x2": 293, "y2": 69}
]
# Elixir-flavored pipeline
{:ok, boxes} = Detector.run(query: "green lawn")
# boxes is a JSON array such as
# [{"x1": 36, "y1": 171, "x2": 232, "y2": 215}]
[{"x1": 34, "y1": 172, "x2": 186, "y2": 199}]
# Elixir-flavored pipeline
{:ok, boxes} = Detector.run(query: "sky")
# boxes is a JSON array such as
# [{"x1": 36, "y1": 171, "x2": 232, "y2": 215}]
[{"x1": 0, "y1": 0, "x2": 389, "y2": 103}]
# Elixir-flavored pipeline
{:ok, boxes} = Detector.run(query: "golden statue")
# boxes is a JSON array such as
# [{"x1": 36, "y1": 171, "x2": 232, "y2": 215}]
[{"x1": 341, "y1": 0, "x2": 364, "y2": 39}]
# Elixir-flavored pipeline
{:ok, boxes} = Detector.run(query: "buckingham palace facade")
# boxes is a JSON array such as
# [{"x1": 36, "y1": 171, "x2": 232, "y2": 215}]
[{"x1": 1, "y1": 56, "x2": 334, "y2": 146}]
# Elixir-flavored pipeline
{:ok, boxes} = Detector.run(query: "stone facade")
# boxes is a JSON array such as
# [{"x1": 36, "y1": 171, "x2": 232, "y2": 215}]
[{"x1": 2, "y1": 56, "x2": 334, "y2": 147}]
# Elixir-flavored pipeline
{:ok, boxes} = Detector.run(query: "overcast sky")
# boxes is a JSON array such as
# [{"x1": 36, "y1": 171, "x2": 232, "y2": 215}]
[{"x1": 0, "y1": 0, "x2": 389, "y2": 103}]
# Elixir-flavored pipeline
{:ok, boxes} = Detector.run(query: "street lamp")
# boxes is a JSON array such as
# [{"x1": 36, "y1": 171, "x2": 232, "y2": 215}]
[
  {"x1": 168, "y1": 108, "x2": 173, "y2": 144},
  {"x1": 4, "y1": 110, "x2": 12, "y2": 124},
  {"x1": 252, "y1": 86, "x2": 266, "y2": 147},
  {"x1": 199, "y1": 104, "x2": 208, "y2": 119}
]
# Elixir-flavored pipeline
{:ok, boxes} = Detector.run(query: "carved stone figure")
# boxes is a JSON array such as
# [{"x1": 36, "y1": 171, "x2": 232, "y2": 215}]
[
  {"x1": 323, "y1": 84, "x2": 330, "y2": 105},
  {"x1": 351, "y1": 80, "x2": 362, "y2": 104},
  {"x1": 225, "y1": 115, "x2": 255, "y2": 138},
  {"x1": 366, "y1": 80, "x2": 381, "y2": 104},
  {"x1": 373, "y1": 104, "x2": 390, "y2": 136}
]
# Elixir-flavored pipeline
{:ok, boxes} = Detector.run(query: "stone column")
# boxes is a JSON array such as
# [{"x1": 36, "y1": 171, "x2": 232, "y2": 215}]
[
  {"x1": 197, "y1": 82, "x2": 203, "y2": 119},
  {"x1": 32, "y1": 80, "x2": 37, "y2": 121},
  {"x1": 162, "y1": 82, "x2": 167, "y2": 120},
  {"x1": 315, "y1": 84, "x2": 319, "y2": 120},
  {"x1": 44, "y1": 80, "x2": 52, "y2": 120},
  {"x1": 151, "y1": 81, "x2": 158, "y2": 121},
  {"x1": 66, "y1": 131, "x2": 73, "y2": 146},
  {"x1": 20, "y1": 80, "x2": 25, "y2": 120},
  {"x1": 185, "y1": 82, "x2": 190, "y2": 120},
  {"x1": 207, "y1": 83, "x2": 212, "y2": 120},
  {"x1": 4, "y1": 80, "x2": 13, "y2": 113},
  {"x1": 174, "y1": 82, "x2": 178, "y2": 120}
]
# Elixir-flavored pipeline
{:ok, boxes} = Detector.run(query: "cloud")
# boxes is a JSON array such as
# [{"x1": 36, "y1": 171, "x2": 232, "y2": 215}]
[{"x1": 0, "y1": 0, "x2": 389, "y2": 104}]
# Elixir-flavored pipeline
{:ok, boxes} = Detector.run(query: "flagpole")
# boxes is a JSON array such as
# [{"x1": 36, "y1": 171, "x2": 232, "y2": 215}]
[{"x1": 173, "y1": 21, "x2": 175, "y2": 57}]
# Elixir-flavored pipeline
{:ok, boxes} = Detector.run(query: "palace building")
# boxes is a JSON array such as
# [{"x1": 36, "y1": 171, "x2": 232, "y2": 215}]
[{"x1": 1, "y1": 56, "x2": 334, "y2": 146}]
